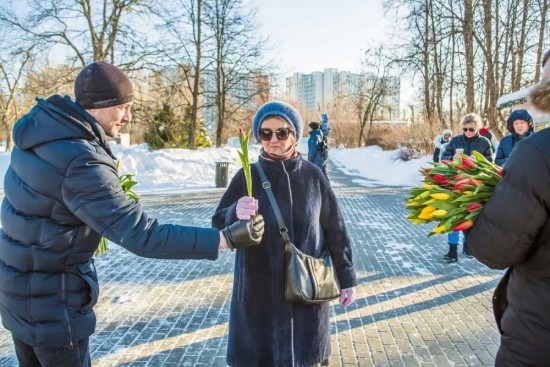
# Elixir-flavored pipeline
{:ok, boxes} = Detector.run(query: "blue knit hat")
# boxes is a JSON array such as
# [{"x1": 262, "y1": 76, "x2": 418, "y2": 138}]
[
  {"x1": 252, "y1": 101, "x2": 303, "y2": 142},
  {"x1": 506, "y1": 109, "x2": 533, "y2": 133}
]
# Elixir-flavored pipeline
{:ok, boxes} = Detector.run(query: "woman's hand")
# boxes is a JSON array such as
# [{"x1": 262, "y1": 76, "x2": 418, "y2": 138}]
[
  {"x1": 236, "y1": 196, "x2": 258, "y2": 220},
  {"x1": 339, "y1": 287, "x2": 356, "y2": 308}
]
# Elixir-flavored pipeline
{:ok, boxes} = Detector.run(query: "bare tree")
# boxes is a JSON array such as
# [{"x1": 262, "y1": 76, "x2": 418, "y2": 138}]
[
  {"x1": 534, "y1": 0, "x2": 549, "y2": 82},
  {"x1": 0, "y1": 44, "x2": 36, "y2": 151},
  {"x1": 0, "y1": 0, "x2": 157, "y2": 66},
  {"x1": 203, "y1": 0, "x2": 272, "y2": 147},
  {"x1": 353, "y1": 47, "x2": 395, "y2": 147},
  {"x1": 152, "y1": 0, "x2": 211, "y2": 149}
]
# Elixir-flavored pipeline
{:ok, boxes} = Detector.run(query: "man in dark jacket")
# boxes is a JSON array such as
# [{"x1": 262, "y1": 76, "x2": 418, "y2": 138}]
[
  {"x1": 495, "y1": 109, "x2": 534, "y2": 166},
  {"x1": 441, "y1": 113, "x2": 493, "y2": 262},
  {"x1": 0, "y1": 62, "x2": 264, "y2": 367},
  {"x1": 468, "y1": 49, "x2": 550, "y2": 366}
]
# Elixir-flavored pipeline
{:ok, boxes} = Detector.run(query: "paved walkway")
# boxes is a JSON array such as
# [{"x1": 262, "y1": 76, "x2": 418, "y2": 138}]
[{"x1": 0, "y1": 161, "x2": 503, "y2": 366}]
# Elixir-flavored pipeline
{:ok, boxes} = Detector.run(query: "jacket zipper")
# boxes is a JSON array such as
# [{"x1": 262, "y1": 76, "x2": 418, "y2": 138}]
[{"x1": 61, "y1": 273, "x2": 75, "y2": 349}]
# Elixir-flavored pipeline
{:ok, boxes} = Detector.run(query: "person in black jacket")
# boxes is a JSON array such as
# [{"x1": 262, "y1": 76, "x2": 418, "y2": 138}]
[
  {"x1": 441, "y1": 113, "x2": 493, "y2": 262},
  {"x1": 495, "y1": 109, "x2": 534, "y2": 166},
  {"x1": 0, "y1": 62, "x2": 264, "y2": 367},
  {"x1": 468, "y1": 48, "x2": 550, "y2": 366}
]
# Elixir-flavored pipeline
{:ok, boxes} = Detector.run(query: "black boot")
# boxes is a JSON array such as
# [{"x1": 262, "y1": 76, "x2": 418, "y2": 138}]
[
  {"x1": 463, "y1": 242, "x2": 473, "y2": 258},
  {"x1": 442, "y1": 243, "x2": 456, "y2": 259},
  {"x1": 443, "y1": 245, "x2": 458, "y2": 263}
]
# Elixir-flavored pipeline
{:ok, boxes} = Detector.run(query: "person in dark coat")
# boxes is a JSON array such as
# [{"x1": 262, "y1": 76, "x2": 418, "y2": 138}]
[
  {"x1": 307, "y1": 121, "x2": 327, "y2": 176},
  {"x1": 212, "y1": 101, "x2": 357, "y2": 367},
  {"x1": 441, "y1": 113, "x2": 493, "y2": 262},
  {"x1": 0, "y1": 62, "x2": 263, "y2": 367},
  {"x1": 495, "y1": 109, "x2": 534, "y2": 166},
  {"x1": 468, "y1": 48, "x2": 550, "y2": 367}
]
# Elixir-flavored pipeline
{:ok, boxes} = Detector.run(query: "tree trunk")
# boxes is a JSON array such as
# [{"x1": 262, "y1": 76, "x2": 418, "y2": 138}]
[
  {"x1": 482, "y1": 0, "x2": 499, "y2": 135},
  {"x1": 463, "y1": 0, "x2": 475, "y2": 112},
  {"x1": 534, "y1": 0, "x2": 549, "y2": 82},
  {"x1": 422, "y1": 0, "x2": 432, "y2": 120},
  {"x1": 189, "y1": 0, "x2": 202, "y2": 150},
  {"x1": 513, "y1": 0, "x2": 529, "y2": 90}
]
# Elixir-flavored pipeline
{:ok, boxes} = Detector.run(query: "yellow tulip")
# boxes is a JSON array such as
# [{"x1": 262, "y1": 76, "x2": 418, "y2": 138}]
[
  {"x1": 431, "y1": 225, "x2": 446, "y2": 233},
  {"x1": 422, "y1": 184, "x2": 434, "y2": 190},
  {"x1": 430, "y1": 193, "x2": 450, "y2": 200},
  {"x1": 418, "y1": 212, "x2": 432, "y2": 219},
  {"x1": 420, "y1": 205, "x2": 436, "y2": 215},
  {"x1": 414, "y1": 191, "x2": 432, "y2": 200},
  {"x1": 422, "y1": 199, "x2": 436, "y2": 205},
  {"x1": 406, "y1": 202, "x2": 422, "y2": 207},
  {"x1": 431, "y1": 209, "x2": 448, "y2": 217}
]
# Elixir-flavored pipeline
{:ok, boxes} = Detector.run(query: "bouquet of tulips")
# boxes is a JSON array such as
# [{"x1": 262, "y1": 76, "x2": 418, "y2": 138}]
[
  {"x1": 95, "y1": 160, "x2": 140, "y2": 256},
  {"x1": 406, "y1": 151, "x2": 503, "y2": 236}
]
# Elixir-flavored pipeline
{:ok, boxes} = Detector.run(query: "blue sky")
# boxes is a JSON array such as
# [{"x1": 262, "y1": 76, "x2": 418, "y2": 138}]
[{"x1": 254, "y1": 0, "x2": 393, "y2": 74}]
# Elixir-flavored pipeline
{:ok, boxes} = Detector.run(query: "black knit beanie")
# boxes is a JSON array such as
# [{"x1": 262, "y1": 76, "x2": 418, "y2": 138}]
[{"x1": 74, "y1": 62, "x2": 133, "y2": 109}]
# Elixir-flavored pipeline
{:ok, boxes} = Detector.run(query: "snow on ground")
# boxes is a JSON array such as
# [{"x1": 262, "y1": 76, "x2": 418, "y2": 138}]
[{"x1": 0, "y1": 138, "x2": 429, "y2": 192}]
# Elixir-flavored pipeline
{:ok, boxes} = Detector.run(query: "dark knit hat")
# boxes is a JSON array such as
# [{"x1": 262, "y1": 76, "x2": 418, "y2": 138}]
[
  {"x1": 74, "y1": 62, "x2": 134, "y2": 109},
  {"x1": 308, "y1": 121, "x2": 321, "y2": 130},
  {"x1": 252, "y1": 101, "x2": 303, "y2": 142},
  {"x1": 506, "y1": 109, "x2": 533, "y2": 133}
]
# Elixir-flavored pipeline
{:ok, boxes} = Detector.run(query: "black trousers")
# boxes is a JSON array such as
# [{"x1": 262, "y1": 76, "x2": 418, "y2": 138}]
[{"x1": 12, "y1": 335, "x2": 91, "y2": 367}]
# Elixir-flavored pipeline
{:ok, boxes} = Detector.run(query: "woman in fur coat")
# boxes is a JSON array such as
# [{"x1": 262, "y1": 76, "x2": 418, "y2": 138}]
[{"x1": 212, "y1": 101, "x2": 357, "y2": 367}]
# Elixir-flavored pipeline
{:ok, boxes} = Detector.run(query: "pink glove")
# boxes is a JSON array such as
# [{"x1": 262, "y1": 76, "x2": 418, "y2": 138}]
[
  {"x1": 236, "y1": 196, "x2": 258, "y2": 220},
  {"x1": 339, "y1": 287, "x2": 356, "y2": 308}
]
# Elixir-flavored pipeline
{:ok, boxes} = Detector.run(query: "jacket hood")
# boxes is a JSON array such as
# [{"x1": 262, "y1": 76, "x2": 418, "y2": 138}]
[{"x1": 13, "y1": 95, "x2": 107, "y2": 152}]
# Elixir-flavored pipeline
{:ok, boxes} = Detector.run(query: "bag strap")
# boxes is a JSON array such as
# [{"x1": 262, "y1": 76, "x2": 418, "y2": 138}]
[{"x1": 254, "y1": 161, "x2": 291, "y2": 243}]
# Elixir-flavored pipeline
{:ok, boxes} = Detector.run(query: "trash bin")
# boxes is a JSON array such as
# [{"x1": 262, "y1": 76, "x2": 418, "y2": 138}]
[{"x1": 215, "y1": 162, "x2": 229, "y2": 188}]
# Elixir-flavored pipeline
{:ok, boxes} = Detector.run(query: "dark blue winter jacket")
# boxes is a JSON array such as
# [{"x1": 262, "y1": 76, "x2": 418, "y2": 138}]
[
  {"x1": 441, "y1": 134, "x2": 493, "y2": 161},
  {"x1": 307, "y1": 129, "x2": 325, "y2": 170},
  {"x1": 495, "y1": 131, "x2": 534, "y2": 166},
  {"x1": 0, "y1": 95, "x2": 219, "y2": 348}
]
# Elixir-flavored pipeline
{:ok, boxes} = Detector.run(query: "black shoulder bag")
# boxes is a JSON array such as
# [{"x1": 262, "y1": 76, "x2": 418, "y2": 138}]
[{"x1": 255, "y1": 162, "x2": 340, "y2": 305}]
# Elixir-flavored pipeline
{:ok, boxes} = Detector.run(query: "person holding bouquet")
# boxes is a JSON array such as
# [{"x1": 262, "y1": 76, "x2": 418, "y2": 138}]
[
  {"x1": 467, "y1": 49, "x2": 550, "y2": 367},
  {"x1": 212, "y1": 101, "x2": 356, "y2": 367},
  {"x1": 440, "y1": 113, "x2": 493, "y2": 262}
]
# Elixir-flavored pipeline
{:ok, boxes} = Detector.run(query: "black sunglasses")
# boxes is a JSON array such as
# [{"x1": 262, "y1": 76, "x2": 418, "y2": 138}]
[
  {"x1": 259, "y1": 128, "x2": 294, "y2": 141},
  {"x1": 462, "y1": 127, "x2": 476, "y2": 132}
]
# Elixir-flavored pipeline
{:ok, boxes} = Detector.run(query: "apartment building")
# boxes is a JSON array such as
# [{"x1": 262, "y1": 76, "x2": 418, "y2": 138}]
[{"x1": 286, "y1": 68, "x2": 401, "y2": 121}]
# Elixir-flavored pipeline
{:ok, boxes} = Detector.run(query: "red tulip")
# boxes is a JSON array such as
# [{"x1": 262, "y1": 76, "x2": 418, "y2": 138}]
[
  {"x1": 467, "y1": 203, "x2": 482, "y2": 211},
  {"x1": 469, "y1": 178, "x2": 483, "y2": 187},
  {"x1": 461, "y1": 157, "x2": 476, "y2": 169},
  {"x1": 432, "y1": 174, "x2": 449, "y2": 185},
  {"x1": 453, "y1": 220, "x2": 474, "y2": 231}
]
